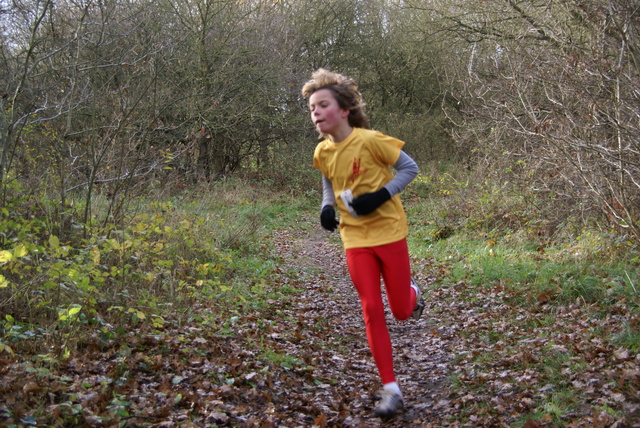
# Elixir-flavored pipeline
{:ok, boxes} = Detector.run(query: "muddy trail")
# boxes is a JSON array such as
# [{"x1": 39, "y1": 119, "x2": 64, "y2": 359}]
[
  {"x1": 251, "y1": 215, "x2": 638, "y2": 427},
  {"x1": 267, "y1": 216, "x2": 454, "y2": 427}
]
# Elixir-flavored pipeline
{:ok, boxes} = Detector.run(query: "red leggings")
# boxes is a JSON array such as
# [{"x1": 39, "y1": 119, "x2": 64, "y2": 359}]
[{"x1": 345, "y1": 238, "x2": 416, "y2": 385}]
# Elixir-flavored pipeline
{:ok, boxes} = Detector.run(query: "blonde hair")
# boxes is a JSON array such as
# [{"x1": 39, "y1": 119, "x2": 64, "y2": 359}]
[{"x1": 301, "y1": 68, "x2": 370, "y2": 132}]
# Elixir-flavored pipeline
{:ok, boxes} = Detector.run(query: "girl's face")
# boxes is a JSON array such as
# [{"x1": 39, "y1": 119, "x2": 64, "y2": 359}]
[{"x1": 309, "y1": 89, "x2": 350, "y2": 141}]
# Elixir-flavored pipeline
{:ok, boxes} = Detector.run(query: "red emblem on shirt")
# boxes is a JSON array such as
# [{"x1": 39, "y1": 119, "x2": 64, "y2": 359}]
[{"x1": 350, "y1": 157, "x2": 367, "y2": 183}]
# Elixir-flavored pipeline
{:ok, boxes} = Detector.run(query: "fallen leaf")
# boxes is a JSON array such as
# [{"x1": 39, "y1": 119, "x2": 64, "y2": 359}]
[
  {"x1": 613, "y1": 348, "x2": 630, "y2": 361},
  {"x1": 537, "y1": 293, "x2": 550, "y2": 304},
  {"x1": 523, "y1": 419, "x2": 540, "y2": 428},
  {"x1": 314, "y1": 413, "x2": 327, "y2": 426},
  {"x1": 22, "y1": 382, "x2": 40, "y2": 393}
]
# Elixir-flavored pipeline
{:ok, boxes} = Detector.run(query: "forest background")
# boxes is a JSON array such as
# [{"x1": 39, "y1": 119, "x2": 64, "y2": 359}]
[{"x1": 0, "y1": 0, "x2": 639, "y2": 426}]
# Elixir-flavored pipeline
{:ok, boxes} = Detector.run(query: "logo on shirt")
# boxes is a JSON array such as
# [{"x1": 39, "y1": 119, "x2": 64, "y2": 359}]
[{"x1": 350, "y1": 157, "x2": 367, "y2": 183}]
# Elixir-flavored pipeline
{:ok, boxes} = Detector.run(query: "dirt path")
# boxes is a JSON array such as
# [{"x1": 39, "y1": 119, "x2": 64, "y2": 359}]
[
  {"x1": 271, "y1": 214, "x2": 455, "y2": 426},
  {"x1": 1, "y1": 213, "x2": 456, "y2": 427},
  {"x1": 273, "y1": 216, "x2": 639, "y2": 428}
]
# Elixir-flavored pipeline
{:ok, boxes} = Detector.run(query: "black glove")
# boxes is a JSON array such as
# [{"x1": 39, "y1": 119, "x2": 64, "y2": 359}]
[
  {"x1": 351, "y1": 188, "x2": 391, "y2": 216},
  {"x1": 320, "y1": 205, "x2": 339, "y2": 231}
]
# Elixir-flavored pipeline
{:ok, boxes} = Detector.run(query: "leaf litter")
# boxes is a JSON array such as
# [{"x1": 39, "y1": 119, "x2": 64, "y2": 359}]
[{"x1": 1, "y1": 214, "x2": 639, "y2": 426}]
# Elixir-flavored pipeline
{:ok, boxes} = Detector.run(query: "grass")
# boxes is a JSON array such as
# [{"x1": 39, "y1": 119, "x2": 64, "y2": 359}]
[
  {"x1": 0, "y1": 178, "x2": 308, "y2": 356},
  {"x1": 404, "y1": 172, "x2": 639, "y2": 426},
  {"x1": 615, "y1": 322, "x2": 640, "y2": 352},
  {"x1": 408, "y1": 226, "x2": 639, "y2": 308},
  {"x1": 260, "y1": 349, "x2": 303, "y2": 369}
]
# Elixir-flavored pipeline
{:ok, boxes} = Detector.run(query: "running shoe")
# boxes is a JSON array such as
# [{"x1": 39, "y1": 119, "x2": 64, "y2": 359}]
[
  {"x1": 410, "y1": 278, "x2": 425, "y2": 320},
  {"x1": 374, "y1": 389, "x2": 404, "y2": 419}
]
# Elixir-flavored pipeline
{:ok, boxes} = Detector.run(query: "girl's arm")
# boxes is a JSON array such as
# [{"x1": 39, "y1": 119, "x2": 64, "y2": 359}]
[
  {"x1": 320, "y1": 175, "x2": 339, "y2": 231},
  {"x1": 350, "y1": 151, "x2": 419, "y2": 216},
  {"x1": 384, "y1": 151, "x2": 419, "y2": 196},
  {"x1": 322, "y1": 175, "x2": 337, "y2": 207}
]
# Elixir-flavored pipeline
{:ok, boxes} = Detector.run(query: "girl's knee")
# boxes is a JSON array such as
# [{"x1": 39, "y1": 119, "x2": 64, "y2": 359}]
[
  {"x1": 361, "y1": 300, "x2": 384, "y2": 318},
  {"x1": 391, "y1": 307, "x2": 412, "y2": 321}
]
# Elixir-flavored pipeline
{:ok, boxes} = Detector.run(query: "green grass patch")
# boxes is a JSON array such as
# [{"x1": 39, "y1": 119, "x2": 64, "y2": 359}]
[
  {"x1": 404, "y1": 171, "x2": 639, "y2": 426},
  {"x1": 260, "y1": 349, "x2": 303, "y2": 369},
  {"x1": 408, "y1": 229, "x2": 639, "y2": 308},
  {"x1": 0, "y1": 179, "x2": 308, "y2": 357}
]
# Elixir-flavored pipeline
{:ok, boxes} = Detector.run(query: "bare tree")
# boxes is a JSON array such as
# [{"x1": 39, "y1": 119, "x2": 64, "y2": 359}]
[
  {"x1": 0, "y1": 0, "x2": 458, "y2": 231},
  {"x1": 406, "y1": 0, "x2": 640, "y2": 237},
  {"x1": 0, "y1": 0, "x2": 53, "y2": 199}
]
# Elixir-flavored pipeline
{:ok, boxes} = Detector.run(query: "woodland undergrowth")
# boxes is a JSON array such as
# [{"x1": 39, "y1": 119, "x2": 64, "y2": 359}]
[{"x1": 0, "y1": 173, "x2": 638, "y2": 426}]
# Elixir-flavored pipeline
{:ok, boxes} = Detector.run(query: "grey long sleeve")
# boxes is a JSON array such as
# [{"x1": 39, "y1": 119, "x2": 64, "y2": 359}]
[
  {"x1": 383, "y1": 151, "x2": 419, "y2": 197},
  {"x1": 321, "y1": 175, "x2": 337, "y2": 208}
]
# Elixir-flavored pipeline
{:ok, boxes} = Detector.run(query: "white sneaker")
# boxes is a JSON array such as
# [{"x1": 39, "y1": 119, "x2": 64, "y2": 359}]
[
  {"x1": 374, "y1": 389, "x2": 404, "y2": 418},
  {"x1": 410, "y1": 279, "x2": 425, "y2": 320}
]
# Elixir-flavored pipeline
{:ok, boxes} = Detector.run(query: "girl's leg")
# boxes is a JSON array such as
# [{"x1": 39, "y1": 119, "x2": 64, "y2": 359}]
[
  {"x1": 346, "y1": 247, "x2": 396, "y2": 385},
  {"x1": 377, "y1": 238, "x2": 416, "y2": 321}
]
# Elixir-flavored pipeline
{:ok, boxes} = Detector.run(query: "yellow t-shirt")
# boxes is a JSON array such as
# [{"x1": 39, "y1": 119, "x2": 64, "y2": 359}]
[{"x1": 313, "y1": 127, "x2": 408, "y2": 249}]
